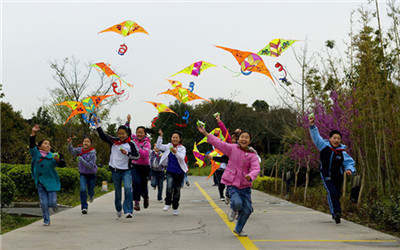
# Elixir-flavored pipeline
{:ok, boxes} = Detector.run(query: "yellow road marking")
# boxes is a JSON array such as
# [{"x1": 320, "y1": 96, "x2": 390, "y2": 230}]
[
  {"x1": 194, "y1": 182, "x2": 258, "y2": 250},
  {"x1": 252, "y1": 239, "x2": 398, "y2": 242}
]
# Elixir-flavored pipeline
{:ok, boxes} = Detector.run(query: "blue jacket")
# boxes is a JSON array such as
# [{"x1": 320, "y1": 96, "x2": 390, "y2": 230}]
[
  {"x1": 309, "y1": 125, "x2": 356, "y2": 179},
  {"x1": 30, "y1": 137, "x2": 61, "y2": 192},
  {"x1": 67, "y1": 144, "x2": 98, "y2": 175}
]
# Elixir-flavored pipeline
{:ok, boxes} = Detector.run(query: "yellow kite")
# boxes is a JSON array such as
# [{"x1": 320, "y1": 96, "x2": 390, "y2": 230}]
[{"x1": 98, "y1": 20, "x2": 149, "y2": 37}]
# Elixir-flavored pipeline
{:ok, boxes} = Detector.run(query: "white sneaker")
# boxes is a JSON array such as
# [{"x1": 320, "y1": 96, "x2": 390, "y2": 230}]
[
  {"x1": 163, "y1": 205, "x2": 170, "y2": 211},
  {"x1": 221, "y1": 198, "x2": 225, "y2": 201},
  {"x1": 173, "y1": 209, "x2": 179, "y2": 216},
  {"x1": 228, "y1": 209, "x2": 237, "y2": 222},
  {"x1": 233, "y1": 230, "x2": 247, "y2": 237},
  {"x1": 116, "y1": 211, "x2": 122, "y2": 218},
  {"x1": 82, "y1": 208, "x2": 88, "y2": 214},
  {"x1": 126, "y1": 213, "x2": 133, "y2": 218},
  {"x1": 158, "y1": 200, "x2": 163, "y2": 203}
]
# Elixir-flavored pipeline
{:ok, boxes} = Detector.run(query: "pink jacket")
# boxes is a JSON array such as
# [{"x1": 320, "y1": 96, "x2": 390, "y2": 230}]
[
  {"x1": 207, "y1": 134, "x2": 260, "y2": 189},
  {"x1": 131, "y1": 136, "x2": 151, "y2": 166}
]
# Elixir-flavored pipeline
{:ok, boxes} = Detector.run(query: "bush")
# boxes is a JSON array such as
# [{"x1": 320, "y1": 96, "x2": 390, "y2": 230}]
[
  {"x1": 369, "y1": 194, "x2": 400, "y2": 232},
  {"x1": 96, "y1": 167, "x2": 112, "y2": 186},
  {"x1": 1, "y1": 163, "x2": 15, "y2": 174},
  {"x1": 7, "y1": 164, "x2": 37, "y2": 197},
  {"x1": 1, "y1": 173, "x2": 16, "y2": 207},
  {"x1": 57, "y1": 167, "x2": 80, "y2": 193},
  {"x1": 253, "y1": 176, "x2": 282, "y2": 193}
]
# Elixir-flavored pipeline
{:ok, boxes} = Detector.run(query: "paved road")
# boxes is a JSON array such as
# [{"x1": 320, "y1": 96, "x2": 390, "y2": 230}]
[{"x1": 1, "y1": 176, "x2": 399, "y2": 250}]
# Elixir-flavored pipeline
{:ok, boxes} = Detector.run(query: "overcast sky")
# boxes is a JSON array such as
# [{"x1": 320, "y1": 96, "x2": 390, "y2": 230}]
[{"x1": 1, "y1": 0, "x2": 393, "y2": 129}]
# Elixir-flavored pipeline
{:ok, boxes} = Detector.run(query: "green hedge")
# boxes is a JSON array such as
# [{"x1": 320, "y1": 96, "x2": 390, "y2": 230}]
[
  {"x1": 1, "y1": 163, "x2": 15, "y2": 175},
  {"x1": 56, "y1": 167, "x2": 80, "y2": 193},
  {"x1": 7, "y1": 165, "x2": 37, "y2": 197},
  {"x1": 252, "y1": 176, "x2": 282, "y2": 192},
  {"x1": 96, "y1": 167, "x2": 112, "y2": 186},
  {"x1": 1, "y1": 173, "x2": 16, "y2": 207}
]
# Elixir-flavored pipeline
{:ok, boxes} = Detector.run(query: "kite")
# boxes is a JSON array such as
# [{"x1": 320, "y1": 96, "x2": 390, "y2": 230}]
[
  {"x1": 92, "y1": 62, "x2": 133, "y2": 87},
  {"x1": 215, "y1": 45, "x2": 275, "y2": 84},
  {"x1": 111, "y1": 82, "x2": 129, "y2": 101},
  {"x1": 193, "y1": 142, "x2": 206, "y2": 167},
  {"x1": 117, "y1": 43, "x2": 128, "y2": 56},
  {"x1": 145, "y1": 101, "x2": 178, "y2": 116},
  {"x1": 188, "y1": 81, "x2": 195, "y2": 92},
  {"x1": 151, "y1": 117, "x2": 158, "y2": 128},
  {"x1": 158, "y1": 87, "x2": 211, "y2": 104},
  {"x1": 167, "y1": 79, "x2": 183, "y2": 88},
  {"x1": 257, "y1": 39, "x2": 297, "y2": 57},
  {"x1": 275, "y1": 62, "x2": 288, "y2": 83},
  {"x1": 170, "y1": 61, "x2": 216, "y2": 77},
  {"x1": 56, "y1": 94, "x2": 114, "y2": 125},
  {"x1": 98, "y1": 20, "x2": 149, "y2": 37},
  {"x1": 175, "y1": 123, "x2": 187, "y2": 127}
]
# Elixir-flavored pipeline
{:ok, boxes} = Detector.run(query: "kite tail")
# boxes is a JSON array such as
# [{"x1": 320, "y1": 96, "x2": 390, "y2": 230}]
[
  {"x1": 223, "y1": 66, "x2": 241, "y2": 77},
  {"x1": 119, "y1": 78, "x2": 134, "y2": 88}
]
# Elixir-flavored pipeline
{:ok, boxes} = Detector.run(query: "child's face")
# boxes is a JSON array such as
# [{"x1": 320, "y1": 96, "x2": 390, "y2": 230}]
[
  {"x1": 238, "y1": 132, "x2": 251, "y2": 148},
  {"x1": 153, "y1": 144, "x2": 160, "y2": 152},
  {"x1": 329, "y1": 134, "x2": 342, "y2": 148},
  {"x1": 171, "y1": 133, "x2": 181, "y2": 146},
  {"x1": 39, "y1": 140, "x2": 51, "y2": 152},
  {"x1": 118, "y1": 129, "x2": 128, "y2": 141},
  {"x1": 82, "y1": 138, "x2": 92, "y2": 150},
  {"x1": 136, "y1": 128, "x2": 145, "y2": 140}
]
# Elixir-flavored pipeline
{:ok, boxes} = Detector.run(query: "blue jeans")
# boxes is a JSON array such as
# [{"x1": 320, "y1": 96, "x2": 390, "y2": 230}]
[
  {"x1": 150, "y1": 170, "x2": 165, "y2": 201},
  {"x1": 131, "y1": 164, "x2": 150, "y2": 203},
  {"x1": 80, "y1": 174, "x2": 96, "y2": 210},
  {"x1": 228, "y1": 186, "x2": 253, "y2": 233},
  {"x1": 38, "y1": 182, "x2": 57, "y2": 224},
  {"x1": 112, "y1": 170, "x2": 133, "y2": 214},
  {"x1": 181, "y1": 173, "x2": 189, "y2": 187},
  {"x1": 165, "y1": 171, "x2": 184, "y2": 210}
]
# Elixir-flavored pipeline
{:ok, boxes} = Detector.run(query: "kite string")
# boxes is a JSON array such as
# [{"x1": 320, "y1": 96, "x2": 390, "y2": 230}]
[{"x1": 201, "y1": 90, "x2": 239, "y2": 120}]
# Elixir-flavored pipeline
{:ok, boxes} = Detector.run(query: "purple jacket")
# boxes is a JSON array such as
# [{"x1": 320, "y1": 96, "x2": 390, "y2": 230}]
[
  {"x1": 67, "y1": 144, "x2": 98, "y2": 174},
  {"x1": 207, "y1": 134, "x2": 260, "y2": 189}
]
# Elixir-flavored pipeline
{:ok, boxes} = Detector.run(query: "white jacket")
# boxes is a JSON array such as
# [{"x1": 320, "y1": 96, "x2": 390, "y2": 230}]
[{"x1": 156, "y1": 136, "x2": 188, "y2": 173}]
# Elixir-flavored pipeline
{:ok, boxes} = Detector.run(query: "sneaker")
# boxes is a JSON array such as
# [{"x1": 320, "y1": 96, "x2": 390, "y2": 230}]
[
  {"x1": 228, "y1": 209, "x2": 237, "y2": 222},
  {"x1": 173, "y1": 209, "x2": 179, "y2": 216},
  {"x1": 116, "y1": 211, "x2": 122, "y2": 218},
  {"x1": 334, "y1": 213, "x2": 341, "y2": 224},
  {"x1": 158, "y1": 200, "x2": 163, "y2": 203},
  {"x1": 186, "y1": 181, "x2": 190, "y2": 187},
  {"x1": 225, "y1": 196, "x2": 230, "y2": 205},
  {"x1": 163, "y1": 205, "x2": 170, "y2": 212},
  {"x1": 233, "y1": 230, "x2": 247, "y2": 237},
  {"x1": 43, "y1": 222, "x2": 50, "y2": 226},
  {"x1": 221, "y1": 198, "x2": 225, "y2": 201},
  {"x1": 144, "y1": 198, "x2": 149, "y2": 209},
  {"x1": 89, "y1": 196, "x2": 94, "y2": 203},
  {"x1": 134, "y1": 203, "x2": 141, "y2": 211},
  {"x1": 82, "y1": 208, "x2": 88, "y2": 214},
  {"x1": 126, "y1": 213, "x2": 133, "y2": 218}
]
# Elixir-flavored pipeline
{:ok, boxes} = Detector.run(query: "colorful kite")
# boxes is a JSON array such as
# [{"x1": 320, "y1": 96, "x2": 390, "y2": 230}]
[
  {"x1": 56, "y1": 94, "x2": 113, "y2": 125},
  {"x1": 158, "y1": 87, "x2": 211, "y2": 104},
  {"x1": 170, "y1": 61, "x2": 216, "y2": 77},
  {"x1": 257, "y1": 39, "x2": 297, "y2": 57},
  {"x1": 193, "y1": 143, "x2": 206, "y2": 167},
  {"x1": 215, "y1": 45, "x2": 275, "y2": 83},
  {"x1": 167, "y1": 79, "x2": 183, "y2": 88},
  {"x1": 145, "y1": 101, "x2": 178, "y2": 116},
  {"x1": 92, "y1": 62, "x2": 133, "y2": 87},
  {"x1": 275, "y1": 62, "x2": 288, "y2": 82},
  {"x1": 98, "y1": 20, "x2": 149, "y2": 37}
]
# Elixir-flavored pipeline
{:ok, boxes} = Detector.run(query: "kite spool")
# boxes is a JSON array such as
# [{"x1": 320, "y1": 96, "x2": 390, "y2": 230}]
[{"x1": 101, "y1": 181, "x2": 108, "y2": 192}]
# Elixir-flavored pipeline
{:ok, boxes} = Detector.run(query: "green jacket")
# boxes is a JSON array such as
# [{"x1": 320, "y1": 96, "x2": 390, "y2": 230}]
[{"x1": 30, "y1": 145, "x2": 61, "y2": 192}]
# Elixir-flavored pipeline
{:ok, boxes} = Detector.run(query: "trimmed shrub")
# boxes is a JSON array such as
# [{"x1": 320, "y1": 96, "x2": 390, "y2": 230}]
[
  {"x1": 57, "y1": 167, "x2": 80, "y2": 193},
  {"x1": 96, "y1": 167, "x2": 112, "y2": 186},
  {"x1": 253, "y1": 176, "x2": 282, "y2": 193},
  {"x1": 1, "y1": 173, "x2": 16, "y2": 207},
  {"x1": 369, "y1": 194, "x2": 400, "y2": 232},
  {"x1": 1, "y1": 163, "x2": 15, "y2": 174},
  {"x1": 7, "y1": 164, "x2": 37, "y2": 197}
]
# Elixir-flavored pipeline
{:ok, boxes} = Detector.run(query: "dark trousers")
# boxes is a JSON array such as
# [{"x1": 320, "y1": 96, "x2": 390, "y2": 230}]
[
  {"x1": 215, "y1": 170, "x2": 226, "y2": 199},
  {"x1": 131, "y1": 164, "x2": 150, "y2": 202},
  {"x1": 165, "y1": 171, "x2": 184, "y2": 210},
  {"x1": 321, "y1": 174, "x2": 343, "y2": 218}
]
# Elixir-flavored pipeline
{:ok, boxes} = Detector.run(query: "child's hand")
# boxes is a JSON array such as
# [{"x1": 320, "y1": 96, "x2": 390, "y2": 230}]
[
  {"x1": 345, "y1": 170, "x2": 352, "y2": 176},
  {"x1": 215, "y1": 113, "x2": 221, "y2": 122},
  {"x1": 245, "y1": 175, "x2": 252, "y2": 181},
  {"x1": 120, "y1": 148, "x2": 128, "y2": 155},
  {"x1": 205, "y1": 154, "x2": 213, "y2": 160},
  {"x1": 170, "y1": 147, "x2": 177, "y2": 154},
  {"x1": 32, "y1": 124, "x2": 40, "y2": 132},
  {"x1": 158, "y1": 129, "x2": 163, "y2": 137},
  {"x1": 54, "y1": 155, "x2": 60, "y2": 163},
  {"x1": 67, "y1": 137, "x2": 72, "y2": 143},
  {"x1": 93, "y1": 116, "x2": 99, "y2": 126},
  {"x1": 308, "y1": 115, "x2": 315, "y2": 126},
  {"x1": 197, "y1": 126, "x2": 208, "y2": 136},
  {"x1": 127, "y1": 114, "x2": 131, "y2": 123}
]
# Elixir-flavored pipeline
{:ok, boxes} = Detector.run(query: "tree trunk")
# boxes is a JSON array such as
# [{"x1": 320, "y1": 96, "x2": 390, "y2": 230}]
[
  {"x1": 294, "y1": 159, "x2": 301, "y2": 195},
  {"x1": 304, "y1": 157, "x2": 310, "y2": 202}
]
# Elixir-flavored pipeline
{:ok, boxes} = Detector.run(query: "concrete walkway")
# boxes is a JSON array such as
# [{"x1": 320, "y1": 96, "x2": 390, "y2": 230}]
[{"x1": 1, "y1": 176, "x2": 399, "y2": 250}]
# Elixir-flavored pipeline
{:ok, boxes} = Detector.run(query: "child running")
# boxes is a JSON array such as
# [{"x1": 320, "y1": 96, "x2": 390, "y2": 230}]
[
  {"x1": 157, "y1": 129, "x2": 188, "y2": 216},
  {"x1": 126, "y1": 114, "x2": 152, "y2": 211},
  {"x1": 149, "y1": 144, "x2": 165, "y2": 203},
  {"x1": 67, "y1": 136, "x2": 97, "y2": 214},
  {"x1": 309, "y1": 115, "x2": 356, "y2": 224},
  {"x1": 29, "y1": 124, "x2": 65, "y2": 226},
  {"x1": 197, "y1": 125, "x2": 260, "y2": 236},
  {"x1": 93, "y1": 117, "x2": 139, "y2": 218}
]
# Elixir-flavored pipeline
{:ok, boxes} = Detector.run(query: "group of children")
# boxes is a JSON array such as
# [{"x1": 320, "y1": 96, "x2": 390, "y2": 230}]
[{"x1": 29, "y1": 112, "x2": 355, "y2": 236}]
